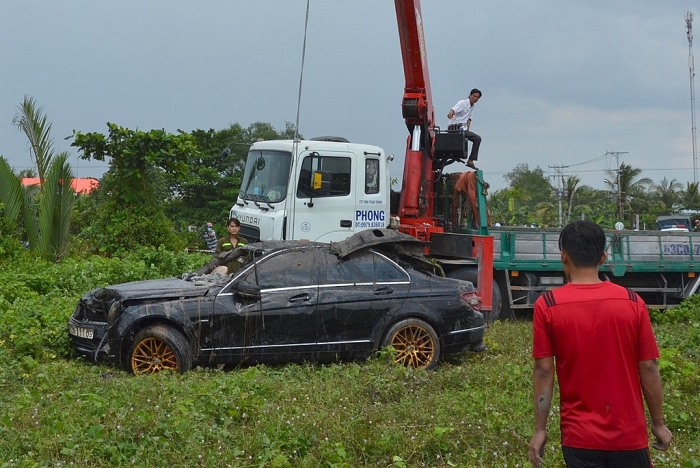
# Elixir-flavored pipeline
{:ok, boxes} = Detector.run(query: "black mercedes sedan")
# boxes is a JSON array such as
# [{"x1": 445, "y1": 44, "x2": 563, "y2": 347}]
[{"x1": 68, "y1": 229, "x2": 485, "y2": 374}]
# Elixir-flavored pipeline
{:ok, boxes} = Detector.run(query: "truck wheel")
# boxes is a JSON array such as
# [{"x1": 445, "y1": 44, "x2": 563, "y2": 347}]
[
  {"x1": 129, "y1": 325, "x2": 192, "y2": 375},
  {"x1": 448, "y1": 268, "x2": 506, "y2": 321},
  {"x1": 381, "y1": 318, "x2": 441, "y2": 369}
]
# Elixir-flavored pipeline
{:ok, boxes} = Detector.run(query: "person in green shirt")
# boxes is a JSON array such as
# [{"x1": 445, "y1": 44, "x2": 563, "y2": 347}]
[{"x1": 214, "y1": 218, "x2": 249, "y2": 274}]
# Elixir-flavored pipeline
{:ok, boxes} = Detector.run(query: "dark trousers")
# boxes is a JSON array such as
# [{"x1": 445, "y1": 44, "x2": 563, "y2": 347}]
[
  {"x1": 464, "y1": 130, "x2": 481, "y2": 161},
  {"x1": 562, "y1": 446, "x2": 652, "y2": 468}
]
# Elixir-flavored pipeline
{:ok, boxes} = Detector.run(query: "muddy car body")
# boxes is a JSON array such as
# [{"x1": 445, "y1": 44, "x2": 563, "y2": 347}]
[{"x1": 68, "y1": 229, "x2": 485, "y2": 374}]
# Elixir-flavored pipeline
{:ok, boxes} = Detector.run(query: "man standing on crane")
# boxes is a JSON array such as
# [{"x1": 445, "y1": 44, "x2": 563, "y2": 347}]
[{"x1": 447, "y1": 88, "x2": 482, "y2": 170}]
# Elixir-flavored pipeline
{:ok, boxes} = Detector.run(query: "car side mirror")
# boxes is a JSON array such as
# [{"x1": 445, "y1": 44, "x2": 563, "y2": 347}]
[{"x1": 235, "y1": 281, "x2": 261, "y2": 299}]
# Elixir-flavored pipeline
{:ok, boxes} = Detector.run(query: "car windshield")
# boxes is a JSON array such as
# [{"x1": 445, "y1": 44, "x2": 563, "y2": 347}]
[{"x1": 239, "y1": 150, "x2": 292, "y2": 203}]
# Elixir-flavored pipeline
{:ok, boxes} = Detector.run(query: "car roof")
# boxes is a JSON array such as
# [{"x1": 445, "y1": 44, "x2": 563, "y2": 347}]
[
  {"x1": 329, "y1": 229, "x2": 425, "y2": 258},
  {"x1": 242, "y1": 229, "x2": 426, "y2": 257}
]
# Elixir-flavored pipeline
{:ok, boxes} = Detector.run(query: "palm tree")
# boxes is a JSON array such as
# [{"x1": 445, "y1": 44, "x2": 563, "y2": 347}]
[
  {"x1": 604, "y1": 163, "x2": 652, "y2": 220},
  {"x1": 12, "y1": 96, "x2": 56, "y2": 186},
  {"x1": 0, "y1": 96, "x2": 75, "y2": 261},
  {"x1": 653, "y1": 177, "x2": 683, "y2": 211},
  {"x1": 679, "y1": 181, "x2": 700, "y2": 211},
  {"x1": 564, "y1": 175, "x2": 592, "y2": 225}
]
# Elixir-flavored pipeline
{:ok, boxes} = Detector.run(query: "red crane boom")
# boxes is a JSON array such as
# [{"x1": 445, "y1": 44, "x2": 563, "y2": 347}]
[
  {"x1": 393, "y1": 1, "x2": 494, "y2": 314},
  {"x1": 394, "y1": 0, "x2": 441, "y2": 237}
]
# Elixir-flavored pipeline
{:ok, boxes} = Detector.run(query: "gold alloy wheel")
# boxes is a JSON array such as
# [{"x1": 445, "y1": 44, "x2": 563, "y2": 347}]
[
  {"x1": 389, "y1": 324, "x2": 436, "y2": 368},
  {"x1": 131, "y1": 336, "x2": 179, "y2": 375}
]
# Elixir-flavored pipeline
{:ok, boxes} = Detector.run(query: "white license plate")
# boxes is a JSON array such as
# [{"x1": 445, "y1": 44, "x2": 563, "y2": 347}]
[{"x1": 69, "y1": 324, "x2": 94, "y2": 340}]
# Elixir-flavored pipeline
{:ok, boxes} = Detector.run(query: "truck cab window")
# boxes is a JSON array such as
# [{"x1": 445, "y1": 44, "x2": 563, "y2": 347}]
[
  {"x1": 297, "y1": 155, "x2": 352, "y2": 198},
  {"x1": 365, "y1": 159, "x2": 379, "y2": 194}
]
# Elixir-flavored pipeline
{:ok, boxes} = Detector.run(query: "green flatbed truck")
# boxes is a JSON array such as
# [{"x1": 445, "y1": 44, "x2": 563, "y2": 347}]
[{"x1": 433, "y1": 171, "x2": 700, "y2": 320}]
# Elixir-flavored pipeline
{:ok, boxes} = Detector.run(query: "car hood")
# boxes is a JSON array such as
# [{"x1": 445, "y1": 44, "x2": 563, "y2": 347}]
[{"x1": 98, "y1": 277, "x2": 216, "y2": 301}]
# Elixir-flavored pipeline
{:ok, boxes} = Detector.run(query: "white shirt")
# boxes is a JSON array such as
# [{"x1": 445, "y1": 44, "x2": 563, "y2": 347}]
[{"x1": 449, "y1": 99, "x2": 475, "y2": 130}]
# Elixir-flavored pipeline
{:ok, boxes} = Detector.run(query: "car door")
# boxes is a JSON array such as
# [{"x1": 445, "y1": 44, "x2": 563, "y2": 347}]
[
  {"x1": 315, "y1": 250, "x2": 410, "y2": 357},
  {"x1": 210, "y1": 248, "x2": 321, "y2": 363}
]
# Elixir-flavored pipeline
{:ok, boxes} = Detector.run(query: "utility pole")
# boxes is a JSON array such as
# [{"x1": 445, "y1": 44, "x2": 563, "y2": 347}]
[
  {"x1": 549, "y1": 165, "x2": 568, "y2": 227},
  {"x1": 687, "y1": 12, "x2": 698, "y2": 183},
  {"x1": 606, "y1": 151, "x2": 628, "y2": 220}
]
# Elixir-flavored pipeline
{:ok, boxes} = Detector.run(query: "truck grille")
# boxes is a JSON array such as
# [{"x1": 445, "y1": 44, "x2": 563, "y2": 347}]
[{"x1": 240, "y1": 224, "x2": 260, "y2": 242}]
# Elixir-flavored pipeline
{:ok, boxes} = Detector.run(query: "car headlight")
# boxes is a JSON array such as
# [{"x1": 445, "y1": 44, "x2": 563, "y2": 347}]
[{"x1": 107, "y1": 301, "x2": 121, "y2": 324}]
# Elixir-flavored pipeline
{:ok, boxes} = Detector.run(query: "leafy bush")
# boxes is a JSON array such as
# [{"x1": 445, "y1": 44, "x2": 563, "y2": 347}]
[
  {"x1": 651, "y1": 296, "x2": 700, "y2": 324},
  {"x1": 76, "y1": 202, "x2": 184, "y2": 256},
  {"x1": 0, "y1": 215, "x2": 23, "y2": 261},
  {"x1": 0, "y1": 292, "x2": 75, "y2": 359},
  {"x1": 0, "y1": 249, "x2": 209, "y2": 362}
]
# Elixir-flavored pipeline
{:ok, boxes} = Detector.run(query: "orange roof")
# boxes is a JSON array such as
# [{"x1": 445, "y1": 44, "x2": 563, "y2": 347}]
[{"x1": 21, "y1": 178, "x2": 99, "y2": 194}]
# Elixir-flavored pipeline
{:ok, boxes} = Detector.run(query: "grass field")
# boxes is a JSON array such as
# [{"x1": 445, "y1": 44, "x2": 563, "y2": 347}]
[{"x1": 1, "y1": 319, "x2": 698, "y2": 467}]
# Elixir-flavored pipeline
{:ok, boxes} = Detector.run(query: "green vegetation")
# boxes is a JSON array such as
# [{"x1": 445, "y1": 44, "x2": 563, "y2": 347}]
[
  {"x1": 487, "y1": 163, "x2": 700, "y2": 229},
  {"x1": 1, "y1": 96, "x2": 700, "y2": 466},
  {"x1": 0, "y1": 251, "x2": 699, "y2": 466},
  {"x1": 0, "y1": 96, "x2": 76, "y2": 261}
]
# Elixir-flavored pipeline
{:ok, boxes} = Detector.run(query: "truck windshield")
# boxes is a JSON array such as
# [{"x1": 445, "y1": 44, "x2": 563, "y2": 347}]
[{"x1": 239, "y1": 150, "x2": 292, "y2": 203}]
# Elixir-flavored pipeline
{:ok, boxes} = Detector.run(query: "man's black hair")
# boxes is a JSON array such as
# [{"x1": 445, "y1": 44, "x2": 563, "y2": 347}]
[
  {"x1": 558, "y1": 220, "x2": 605, "y2": 268},
  {"x1": 470, "y1": 88, "x2": 482, "y2": 97}
]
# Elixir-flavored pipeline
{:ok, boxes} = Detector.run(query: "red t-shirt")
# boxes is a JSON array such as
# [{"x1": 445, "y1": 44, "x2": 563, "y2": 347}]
[{"x1": 533, "y1": 281, "x2": 659, "y2": 450}]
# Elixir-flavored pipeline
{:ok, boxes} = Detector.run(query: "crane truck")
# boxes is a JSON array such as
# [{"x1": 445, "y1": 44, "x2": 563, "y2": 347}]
[
  {"x1": 230, "y1": 0, "x2": 700, "y2": 319},
  {"x1": 229, "y1": 0, "x2": 495, "y2": 315}
]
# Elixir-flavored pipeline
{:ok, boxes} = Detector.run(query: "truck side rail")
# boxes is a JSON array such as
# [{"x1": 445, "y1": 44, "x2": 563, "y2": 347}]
[{"x1": 487, "y1": 227, "x2": 700, "y2": 310}]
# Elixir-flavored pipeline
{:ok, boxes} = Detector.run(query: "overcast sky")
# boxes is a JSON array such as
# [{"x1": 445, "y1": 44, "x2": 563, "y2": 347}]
[{"x1": 1, "y1": 1, "x2": 699, "y2": 193}]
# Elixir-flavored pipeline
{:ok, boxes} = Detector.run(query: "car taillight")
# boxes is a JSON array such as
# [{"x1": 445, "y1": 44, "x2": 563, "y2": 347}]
[{"x1": 461, "y1": 291, "x2": 480, "y2": 309}]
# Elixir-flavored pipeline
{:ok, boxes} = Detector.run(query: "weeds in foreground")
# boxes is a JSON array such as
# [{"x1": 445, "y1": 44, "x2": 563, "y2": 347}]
[{"x1": 0, "y1": 321, "x2": 698, "y2": 467}]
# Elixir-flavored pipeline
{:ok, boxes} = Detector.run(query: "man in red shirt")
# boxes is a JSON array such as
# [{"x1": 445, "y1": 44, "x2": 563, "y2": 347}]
[{"x1": 529, "y1": 220, "x2": 672, "y2": 468}]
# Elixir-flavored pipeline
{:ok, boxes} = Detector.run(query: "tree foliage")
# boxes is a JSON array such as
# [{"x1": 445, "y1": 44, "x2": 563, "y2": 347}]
[
  {"x1": 679, "y1": 181, "x2": 700, "y2": 211},
  {"x1": 162, "y1": 121, "x2": 298, "y2": 233},
  {"x1": 71, "y1": 124, "x2": 198, "y2": 255},
  {"x1": 72, "y1": 124, "x2": 195, "y2": 204},
  {"x1": 503, "y1": 164, "x2": 553, "y2": 205},
  {"x1": 12, "y1": 96, "x2": 55, "y2": 184},
  {"x1": 488, "y1": 161, "x2": 700, "y2": 230},
  {"x1": 489, "y1": 164, "x2": 554, "y2": 226}
]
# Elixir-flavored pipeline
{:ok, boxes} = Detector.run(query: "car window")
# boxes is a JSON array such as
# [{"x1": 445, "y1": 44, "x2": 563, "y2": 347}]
[
  {"x1": 326, "y1": 252, "x2": 372, "y2": 284},
  {"x1": 241, "y1": 249, "x2": 320, "y2": 289},
  {"x1": 336, "y1": 251, "x2": 408, "y2": 283}
]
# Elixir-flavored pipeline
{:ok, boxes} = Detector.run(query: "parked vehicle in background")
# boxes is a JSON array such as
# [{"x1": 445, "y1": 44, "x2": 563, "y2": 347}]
[
  {"x1": 68, "y1": 229, "x2": 485, "y2": 375},
  {"x1": 656, "y1": 215, "x2": 692, "y2": 232}
]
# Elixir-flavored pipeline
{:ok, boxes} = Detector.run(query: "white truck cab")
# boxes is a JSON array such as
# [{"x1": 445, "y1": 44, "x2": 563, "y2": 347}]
[{"x1": 230, "y1": 137, "x2": 390, "y2": 242}]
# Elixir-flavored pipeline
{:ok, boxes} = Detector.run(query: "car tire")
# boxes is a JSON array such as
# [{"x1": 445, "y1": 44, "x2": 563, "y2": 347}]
[
  {"x1": 448, "y1": 268, "x2": 507, "y2": 322},
  {"x1": 381, "y1": 318, "x2": 441, "y2": 370},
  {"x1": 129, "y1": 325, "x2": 192, "y2": 375}
]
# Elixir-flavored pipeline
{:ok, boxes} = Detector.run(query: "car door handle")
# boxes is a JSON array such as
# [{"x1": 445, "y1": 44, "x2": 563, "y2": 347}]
[
  {"x1": 289, "y1": 293, "x2": 311, "y2": 302},
  {"x1": 374, "y1": 287, "x2": 394, "y2": 295}
]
